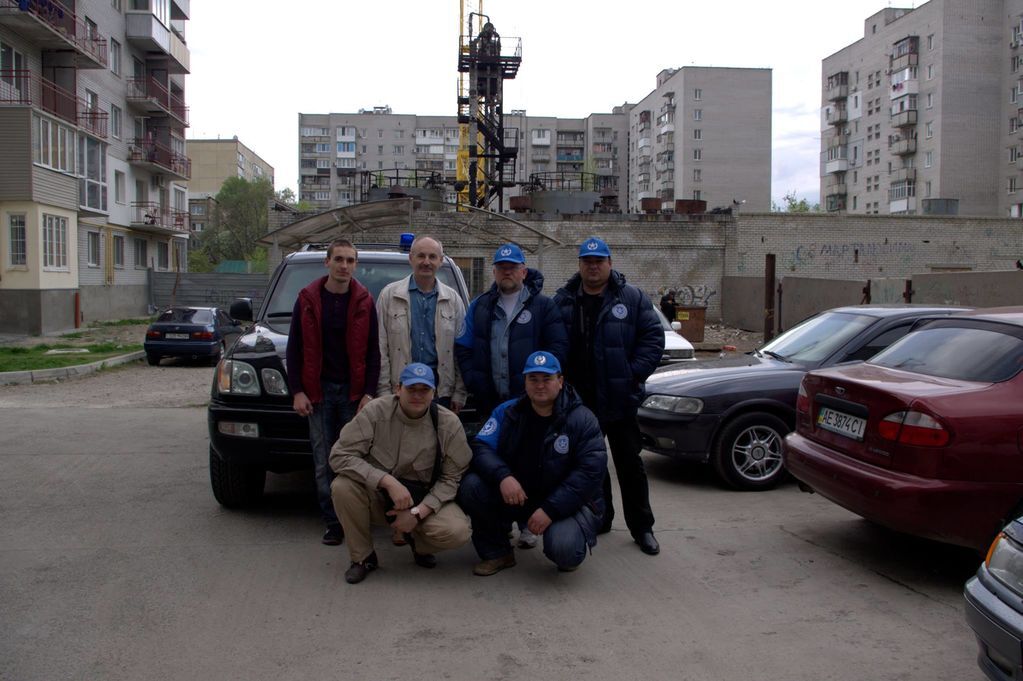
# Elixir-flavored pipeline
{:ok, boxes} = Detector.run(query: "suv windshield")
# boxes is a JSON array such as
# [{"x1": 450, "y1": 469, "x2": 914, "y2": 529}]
[
  {"x1": 262, "y1": 258, "x2": 460, "y2": 330},
  {"x1": 870, "y1": 325, "x2": 1023, "y2": 382},
  {"x1": 760, "y1": 311, "x2": 875, "y2": 363}
]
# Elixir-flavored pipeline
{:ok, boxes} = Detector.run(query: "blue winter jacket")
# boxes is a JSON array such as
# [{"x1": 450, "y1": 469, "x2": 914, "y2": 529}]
[
  {"x1": 553, "y1": 270, "x2": 664, "y2": 422},
  {"x1": 455, "y1": 268, "x2": 569, "y2": 415},
  {"x1": 470, "y1": 384, "x2": 607, "y2": 530}
]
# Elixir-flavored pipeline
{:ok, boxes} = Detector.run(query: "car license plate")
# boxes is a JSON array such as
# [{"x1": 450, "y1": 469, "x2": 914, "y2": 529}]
[
  {"x1": 817, "y1": 407, "x2": 866, "y2": 441},
  {"x1": 165, "y1": 333, "x2": 189, "y2": 340}
]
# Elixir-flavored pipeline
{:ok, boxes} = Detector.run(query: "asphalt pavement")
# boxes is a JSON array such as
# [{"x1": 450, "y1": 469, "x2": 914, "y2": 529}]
[{"x1": 0, "y1": 369, "x2": 985, "y2": 681}]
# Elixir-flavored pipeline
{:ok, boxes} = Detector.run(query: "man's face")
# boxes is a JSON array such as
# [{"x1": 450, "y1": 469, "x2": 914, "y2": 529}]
[
  {"x1": 409, "y1": 238, "x2": 442, "y2": 281},
  {"x1": 524, "y1": 372, "x2": 563, "y2": 409},
  {"x1": 493, "y1": 262, "x2": 526, "y2": 294},
  {"x1": 325, "y1": 246, "x2": 358, "y2": 286},
  {"x1": 396, "y1": 382, "x2": 434, "y2": 418},
  {"x1": 578, "y1": 256, "x2": 611, "y2": 290}
]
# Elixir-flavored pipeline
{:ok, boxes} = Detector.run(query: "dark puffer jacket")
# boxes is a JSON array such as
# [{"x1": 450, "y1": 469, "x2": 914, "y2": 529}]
[
  {"x1": 454, "y1": 268, "x2": 569, "y2": 415},
  {"x1": 553, "y1": 270, "x2": 664, "y2": 422},
  {"x1": 469, "y1": 384, "x2": 606, "y2": 533}
]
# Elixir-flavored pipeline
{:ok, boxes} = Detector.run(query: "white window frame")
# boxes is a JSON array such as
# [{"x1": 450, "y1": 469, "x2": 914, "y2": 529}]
[
  {"x1": 110, "y1": 39, "x2": 121, "y2": 76},
  {"x1": 114, "y1": 170, "x2": 125, "y2": 204},
  {"x1": 693, "y1": 109, "x2": 702, "y2": 121},
  {"x1": 8, "y1": 213, "x2": 26, "y2": 266},
  {"x1": 156, "y1": 241, "x2": 169, "y2": 270},
  {"x1": 134, "y1": 237, "x2": 148, "y2": 269},
  {"x1": 693, "y1": 129, "x2": 702, "y2": 140},
  {"x1": 42, "y1": 214, "x2": 69, "y2": 271},
  {"x1": 87, "y1": 231, "x2": 100, "y2": 267},
  {"x1": 113, "y1": 234, "x2": 124, "y2": 268},
  {"x1": 925, "y1": 121, "x2": 934, "y2": 139},
  {"x1": 693, "y1": 88, "x2": 702, "y2": 101}
]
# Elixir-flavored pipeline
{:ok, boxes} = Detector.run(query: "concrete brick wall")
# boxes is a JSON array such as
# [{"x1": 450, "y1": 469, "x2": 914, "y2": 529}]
[
  {"x1": 152, "y1": 272, "x2": 270, "y2": 312},
  {"x1": 79, "y1": 285, "x2": 149, "y2": 323},
  {"x1": 912, "y1": 271, "x2": 1023, "y2": 306},
  {"x1": 779, "y1": 277, "x2": 868, "y2": 329}
]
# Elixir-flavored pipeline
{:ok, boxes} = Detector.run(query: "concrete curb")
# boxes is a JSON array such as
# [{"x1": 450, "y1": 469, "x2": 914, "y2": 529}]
[{"x1": 0, "y1": 351, "x2": 145, "y2": 386}]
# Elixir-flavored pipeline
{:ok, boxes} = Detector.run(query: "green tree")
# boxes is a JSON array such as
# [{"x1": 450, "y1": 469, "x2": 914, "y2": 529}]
[
  {"x1": 187, "y1": 247, "x2": 215, "y2": 273},
  {"x1": 773, "y1": 191, "x2": 820, "y2": 212},
  {"x1": 202, "y1": 177, "x2": 274, "y2": 263},
  {"x1": 275, "y1": 187, "x2": 296, "y2": 206}
]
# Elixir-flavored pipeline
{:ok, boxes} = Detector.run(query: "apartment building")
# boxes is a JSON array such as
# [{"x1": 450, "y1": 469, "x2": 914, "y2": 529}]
[
  {"x1": 186, "y1": 137, "x2": 274, "y2": 241},
  {"x1": 821, "y1": 0, "x2": 1021, "y2": 217},
  {"x1": 0, "y1": 0, "x2": 190, "y2": 334},
  {"x1": 297, "y1": 105, "x2": 631, "y2": 213},
  {"x1": 629, "y1": 67, "x2": 772, "y2": 213}
]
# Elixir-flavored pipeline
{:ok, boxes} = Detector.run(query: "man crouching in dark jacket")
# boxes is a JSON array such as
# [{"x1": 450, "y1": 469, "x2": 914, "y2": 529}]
[{"x1": 457, "y1": 351, "x2": 607, "y2": 575}]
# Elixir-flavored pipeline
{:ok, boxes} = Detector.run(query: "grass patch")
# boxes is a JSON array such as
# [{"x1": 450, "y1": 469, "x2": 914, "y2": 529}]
[
  {"x1": 0, "y1": 342, "x2": 142, "y2": 372},
  {"x1": 88, "y1": 317, "x2": 155, "y2": 327},
  {"x1": 61, "y1": 331, "x2": 85, "y2": 339}
]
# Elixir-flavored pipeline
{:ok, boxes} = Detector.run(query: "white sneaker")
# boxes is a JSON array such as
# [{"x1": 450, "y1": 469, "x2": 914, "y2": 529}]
[{"x1": 517, "y1": 528, "x2": 538, "y2": 549}]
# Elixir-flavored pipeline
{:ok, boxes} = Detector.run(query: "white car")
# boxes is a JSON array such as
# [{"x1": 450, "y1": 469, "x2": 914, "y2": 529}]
[{"x1": 653, "y1": 304, "x2": 696, "y2": 363}]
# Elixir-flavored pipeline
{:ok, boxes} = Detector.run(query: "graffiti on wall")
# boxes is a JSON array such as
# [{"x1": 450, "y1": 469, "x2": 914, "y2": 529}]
[
  {"x1": 791, "y1": 241, "x2": 915, "y2": 268},
  {"x1": 661, "y1": 283, "x2": 718, "y2": 307}
]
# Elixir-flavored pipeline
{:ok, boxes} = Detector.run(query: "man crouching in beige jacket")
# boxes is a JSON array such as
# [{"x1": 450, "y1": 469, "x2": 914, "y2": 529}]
[{"x1": 330, "y1": 362, "x2": 472, "y2": 584}]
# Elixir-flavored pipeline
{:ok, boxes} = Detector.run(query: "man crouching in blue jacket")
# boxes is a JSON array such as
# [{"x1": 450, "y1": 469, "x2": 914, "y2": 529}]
[{"x1": 457, "y1": 351, "x2": 607, "y2": 575}]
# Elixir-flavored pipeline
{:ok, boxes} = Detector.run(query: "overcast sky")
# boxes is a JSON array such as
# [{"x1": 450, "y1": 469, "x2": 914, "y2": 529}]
[{"x1": 186, "y1": 0, "x2": 897, "y2": 206}]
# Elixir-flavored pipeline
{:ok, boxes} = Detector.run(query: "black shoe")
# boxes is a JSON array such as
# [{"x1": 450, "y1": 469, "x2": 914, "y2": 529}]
[
  {"x1": 322, "y1": 524, "x2": 344, "y2": 546},
  {"x1": 598, "y1": 512, "x2": 614, "y2": 535},
  {"x1": 344, "y1": 551, "x2": 378, "y2": 584},
  {"x1": 407, "y1": 534, "x2": 437, "y2": 569},
  {"x1": 634, "y1": 530, "x2": 660, "y2": 555}
]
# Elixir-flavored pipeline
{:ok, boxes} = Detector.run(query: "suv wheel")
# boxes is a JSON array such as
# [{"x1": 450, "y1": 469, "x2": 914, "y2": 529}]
[
  {"x1": 712, "y1": 412, "x2": 788, "y2": 491},
  {"x1": 209, "y1": 446, "x2": 266, "y2": 507}
]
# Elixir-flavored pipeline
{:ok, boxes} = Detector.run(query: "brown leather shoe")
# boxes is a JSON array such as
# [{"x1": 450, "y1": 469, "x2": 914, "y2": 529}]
[{"x1": 473, "y1": 552, "x2": 516, "y2": 576}]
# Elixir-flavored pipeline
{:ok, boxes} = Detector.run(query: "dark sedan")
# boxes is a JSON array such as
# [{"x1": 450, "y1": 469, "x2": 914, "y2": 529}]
[
  {"x1": 144, "y1": 306, "x2": 244, "y2": 366},
  {"x1": 785, "y1": 307, "x2": 1023, "y2": 551},
  {"x1": 965, "y1": 516, "x2": 1023, "y2": 681},
  {"x1": 637, "y1": 305, "x2": 964, "y2": 491}
]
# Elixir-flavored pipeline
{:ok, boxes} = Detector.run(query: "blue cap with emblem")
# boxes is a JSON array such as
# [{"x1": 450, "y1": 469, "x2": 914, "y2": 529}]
[
  {"x1": 399, "y1": 362, "x2": 436, "y2": 389},
  {"x1": 493, "y1": 243, "x2": 526, "y2": 265},
  {"x1": 578, "y1": 237, "x2": 611, "y2": 258},
  {"x1": 522, "y1": 351, "x2": 561, "y2": 375}
]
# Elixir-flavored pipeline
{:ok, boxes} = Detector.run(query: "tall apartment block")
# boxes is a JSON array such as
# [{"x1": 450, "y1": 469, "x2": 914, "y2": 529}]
[
  {"x1": 0, "y1": 0, "x2": 190, "y2": 334},
  {"x1": 629, "y1": 67, "x2": 772, "y2": 213},
  {"x1": 186, "y1": 137, "x2": 274, "y2": 240},
  {"x1": 821, "y1": 0, "x2": 1022, "y2": 216}
]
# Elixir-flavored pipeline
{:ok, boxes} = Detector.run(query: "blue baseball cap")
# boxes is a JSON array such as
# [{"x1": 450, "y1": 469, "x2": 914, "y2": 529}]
[
  {"x1": 578, "y1": 237, "x2": 611, "y2": 258},
  {"x1": 399, "y1": 362, "x2": 436, "y2": 389},
  {"x1": 493, "y1": 243, "x2": 526, "y2": 265},
  {"x1": 522, "y1": 351, "x2": 561, "y2": 375}
]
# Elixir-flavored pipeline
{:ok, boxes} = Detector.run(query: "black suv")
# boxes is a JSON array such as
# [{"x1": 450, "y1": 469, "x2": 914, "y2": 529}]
[{"x1": 207, "y1": 245, "x2": 476, "y2": 507}]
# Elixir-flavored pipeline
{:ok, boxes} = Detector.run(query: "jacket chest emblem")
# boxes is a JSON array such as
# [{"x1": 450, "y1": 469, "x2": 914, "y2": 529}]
[
  {"x1": 516, "y1": 310, "x2": 532, "y2": 324},
  {"x1": 480, "y1": 417, "x2": 498, "y2": 436},
  {"x1": 612, "y1": 303, "x2": 628, "y2": 320},
  {"x1": 554, "y1": 434, "x2": 570, "y2": 454}
]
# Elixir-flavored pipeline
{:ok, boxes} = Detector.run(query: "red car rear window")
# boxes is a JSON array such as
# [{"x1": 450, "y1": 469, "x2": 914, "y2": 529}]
[{"x1": 869, "y1": 325, "x2": 1023, "y2": 382}]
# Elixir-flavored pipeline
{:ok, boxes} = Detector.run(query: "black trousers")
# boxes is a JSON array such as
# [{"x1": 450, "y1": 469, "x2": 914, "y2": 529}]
[{"x1": 601, "y1": 416, "x2": 655, "y2": 534}]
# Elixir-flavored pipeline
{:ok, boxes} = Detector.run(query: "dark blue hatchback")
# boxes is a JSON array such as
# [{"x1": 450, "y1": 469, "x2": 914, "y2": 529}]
[{"x1": 144, "y1": 306, "x2": 244, "y2": 366}]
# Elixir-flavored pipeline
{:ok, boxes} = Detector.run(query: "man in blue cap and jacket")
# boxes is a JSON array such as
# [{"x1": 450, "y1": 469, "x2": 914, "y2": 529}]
[
  {"x1": 458, "y1": 351, "x2": 607, "y2": 575},
  {"x1": 554, "y1": 237, "x2": 665, "y2": 556}
]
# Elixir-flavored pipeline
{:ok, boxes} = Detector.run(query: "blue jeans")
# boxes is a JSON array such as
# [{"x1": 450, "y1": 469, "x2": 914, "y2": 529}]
[
  {"x1": 457, "y1": 472, "x2": 598, "y2": 570},
  {"x1": 307, "y1": 380, "x2": 356, "y2": 528}
]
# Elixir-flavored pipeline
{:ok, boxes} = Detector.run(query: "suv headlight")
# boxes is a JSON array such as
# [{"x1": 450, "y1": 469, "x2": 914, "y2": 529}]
[
  {"x1": 987, "y1": 532, "x2": 1023, "y2": 596},
  {"x1": 261, "y1": 368, "x2": 289, "y2": 396},
  {"x1": 217, "y1": 360, "x2": 261, "y2": 395},
  {"x1": 641, "y1": 394, "x2": 703, "y2": 415}
]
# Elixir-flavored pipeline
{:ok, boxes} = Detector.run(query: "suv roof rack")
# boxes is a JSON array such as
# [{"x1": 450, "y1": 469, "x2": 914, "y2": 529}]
[{"x1": 298, "y1": 242, "x2": 405, "y2": 252}]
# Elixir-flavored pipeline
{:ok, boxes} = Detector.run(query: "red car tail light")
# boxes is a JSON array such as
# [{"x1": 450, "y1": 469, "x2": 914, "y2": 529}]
[
  {"x1": 192, "y1": 331, "x2": 214, "y2": 341},
  {"x1": 146, "y1": 330, "x2": 161, "y2": 339},
  {"x1": 796, "y1": 381, "x2": 809, "y2": 414},
  {"x1": 878, "y1": 410, "x2": 950, "y2": 447}
]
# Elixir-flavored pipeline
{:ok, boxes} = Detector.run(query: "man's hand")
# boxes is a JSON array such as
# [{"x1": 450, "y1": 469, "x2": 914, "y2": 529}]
[
  {"x1": 356, "y1": 394, "x2": 373, "y2": 413},
  {"x1": 387, "y1": 508, "x2": 418, "y2": 533},
  {"x1": 450, "y1": 401, "x2": 463, "y2": 414},
  {"x1": 381, "y1": 476, "x2": 413, "y2": 510},
  {"x1": 527, "y1": 508, "x2": 552, "y2": 535},
  {"x1": 499, "y1": 476, "x2": 527, "y2": 506},
  {"x1": 292, "y1": 392, "x2": 313, "y2": 417}
]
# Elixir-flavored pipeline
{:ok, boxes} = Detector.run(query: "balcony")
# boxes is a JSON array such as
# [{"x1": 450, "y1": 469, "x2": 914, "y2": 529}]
[
  {"x1": 556, "y1": 153, "x2": 583, "y2": 162},
  {"x1": 825, "y1": 194, "x2": 847, "y2": 212},
  {"x1": 889, "y1": 137, "x2": 916, "y2": 155},
  {"x1": 889, "y1": 196, "x2": 917, "y2": 213},
  {"x1": 530, "y1": 135, "x2": 551, "y2": 147},
  {"x1": 125, "y1": 10, "x2": 188, "y2": 73},
  {"x1": 638, "y1": 137, "x2": 651, "y2": 149},
  {"x1": 0, "y1": 70, "x2": 106, "y2": 137},
  {"x1": 889, "y1": 51, "x2": 918, "y2": 73},
  {"x1": 128, "y1": 138, "x2": 191, "y2": 180},
  {"x1": 890, "y1": 78, "x2": 918, "y2": 100},
  {"x1": 891, "y1": 110, "x2": 918, "y2": 127},
  {"x1": 826, "y1": 84, "x2": 848, "y2": 101},
  {"x1": 531, "y1": 152, "x2": 550, "y2": 162},
  {"x1": 126, "y1": 77, "x2": 188, "y2": 126},
  {"x1": 0, "y1": 0, "x2": 108, "y2": 69},
  {"x1": 824, "y1": 147, "x2": 848, "y2": 174},
  {"x1": 130, "y1": 201, "x2": 189, "y2": 235},
  {"x1": 826, "y1": 106, "x2": 848, "y2": 125}
]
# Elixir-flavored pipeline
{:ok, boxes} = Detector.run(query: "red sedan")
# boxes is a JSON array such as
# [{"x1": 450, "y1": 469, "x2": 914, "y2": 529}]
[{"x1": 785, "y1": 308, "x2": 1023, "y2": 551}]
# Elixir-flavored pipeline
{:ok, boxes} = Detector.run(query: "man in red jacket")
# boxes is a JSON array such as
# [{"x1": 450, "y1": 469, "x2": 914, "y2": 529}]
[{"x1": 286, "y1": 239, "x2": 381, "y2": 546}]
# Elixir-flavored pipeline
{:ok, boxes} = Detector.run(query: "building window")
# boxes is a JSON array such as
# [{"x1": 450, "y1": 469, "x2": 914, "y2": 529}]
[
  {"x1": 78, "y1": 136, "x2": 108, "y2": 212},
  {"x1": 1010, "y1": 177, "x2": 1018, "y2": 194},
  {"x1": 114, "y1": 170, "x2": 125, "y2": 204},
  {"x1": 33, "y1": 115, "x2": 76, "y2": 173},
  {"x1": 693, "y1": 109, "x2": 702, "y2": 121},
  {"x1": 110, "y1": 105, "x2": 122, "y2": 139},
  {"x1": 134, "y1": 238, "x2": 147, "y2": 269},
  {"x1": 190, "y1": 203, "x2": 205, "y2": 215},
  {"x1": 693, "y1": 168, "x2": 702, "y2": 182},
  {"x1": 925, "y1": 181, "x2": 932, "y2": 197},
  {"x1": 8, "y1": 214, "x2": 26, "y2": 266},
  {"x1": 42, "y1": 214, "x2": 68, "y2": 270},
  {"x1": 927, "y1": 34, "x2": 934, "y2": 50},
  {"x1": 693, "y1": 129, "x2": 702, "y2": 140},
  {"x1": 395, "y1": 129, "x2": 404, "y2": 139},
  {"x1": 925, "y1": 151, "x2": 933, "y2": 167},
  {"x1": 87, "y1": 231, "x2": 100, "y2": 267},
  {"x1": 314, "y1": 191, "x2": 329, "y2": 200},
  {"x1": 393, "y1": 145, "x2": 404, "y2": 154},
  {"x1": 315, "y1": 143, "x2": 329, "y2": 152},
  {"x1": 925, "y1": 121, "x2": 933, "y2": 139},
  {"x1": 157, "y1": 241, "x2": 169, "y2": 270},
  {"x1": 693, "y1": 148, "x2": 702, "y2": 161},
  {"x1": 110, "y1": 39, "x2": 121, "y2": 76},
  {"x1": 926, "y1": 92, "x2": 933, "y2": 109},
  {"x1": 926, "y1": 64, "x2": 933, "y2": 80},
  {"x1": 692, "y1": 190, "x2": 701, "y2": 200},
  {"x1": 337, "y1": 142, "x2": 355, "y2": 154},
  {"x1": 113, "y1": 235, "x2": 124, "y2": 268},
  {"x1": 191, "y1": 222, "x2": 203, "y2": 233},
  {"x1": 1013, "y1": 117, "x2": 1020, "y2": 134},
  {"x1": 378, "y1": 129, "x2": 383, "y2": 138},
  {"x1": 377, "y1": 145, "x2": 384, "y2": 154},
  {"x1": 693, "y1": 88, "x2": 702, "y2": 100}
]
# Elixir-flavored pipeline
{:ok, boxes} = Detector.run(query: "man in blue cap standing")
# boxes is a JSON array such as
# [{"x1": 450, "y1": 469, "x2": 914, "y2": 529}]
[
  {"x1": 458, "y1": 351, "x2": 607, "y2": 575},
  {"x1": 554, "y1": 237, "x2": 665, "y2": 555},
  {"x1": 455, "y1": 243, "x2": 568, "y2": 549}
]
